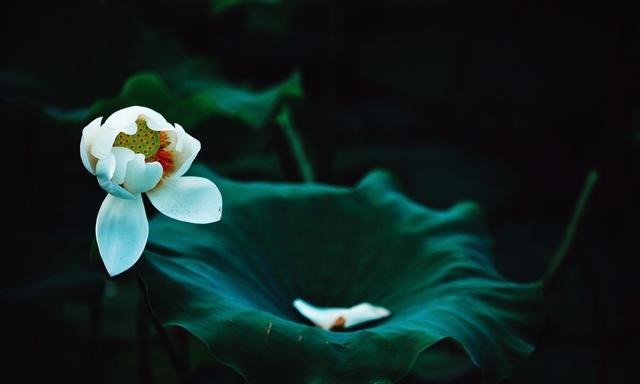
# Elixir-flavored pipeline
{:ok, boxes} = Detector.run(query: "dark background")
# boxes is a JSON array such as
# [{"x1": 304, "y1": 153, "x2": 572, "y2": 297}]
[{"x1": 1, "y1": 0, "x2": 638, "y2": 383}]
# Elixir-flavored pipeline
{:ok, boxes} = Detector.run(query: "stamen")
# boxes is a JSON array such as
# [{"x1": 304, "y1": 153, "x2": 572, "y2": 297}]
[
  {"x1": 146, "y1": 131, "x2": 174, "y2": 177},
  {"x1": 149, "y1": 147, "x2": 174, "y2": 177}
]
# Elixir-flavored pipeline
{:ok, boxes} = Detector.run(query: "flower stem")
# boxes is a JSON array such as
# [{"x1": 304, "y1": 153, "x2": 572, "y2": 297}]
[
  {"x1": 580, "y1": 254, "x2": 607, "y2": 384},
  {"x1": 542, "y1": 170, "x2": 599, "y2": 295},
  {"x1": 276, "y1": 105, "x2": 315, "y2": 183},
  {"x1": 135, "y1": 266, "x2": 189, "y2": 384}
]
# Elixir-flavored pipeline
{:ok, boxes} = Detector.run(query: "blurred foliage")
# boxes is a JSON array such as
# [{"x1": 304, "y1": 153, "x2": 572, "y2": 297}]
[
  {"x1": 210, "y1": 0, "x2": 282, "y2": 14},
  {"x1": 47, "y1": 70, "x2": 302, "y2": 130},
  {"x1": 1, "y1": 0, "x2": 639, "y2": 383}
]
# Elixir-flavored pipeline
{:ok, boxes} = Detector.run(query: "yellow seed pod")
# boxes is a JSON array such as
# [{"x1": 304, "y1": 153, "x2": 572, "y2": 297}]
[{"x1": 113, "y1": 118, "x2": 161, "y2": 158}]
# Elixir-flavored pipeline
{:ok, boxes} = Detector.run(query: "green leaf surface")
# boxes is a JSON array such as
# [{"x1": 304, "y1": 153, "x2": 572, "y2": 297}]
[{"x1": 140, "y1": 166, "x2": 543, "y2": 383}]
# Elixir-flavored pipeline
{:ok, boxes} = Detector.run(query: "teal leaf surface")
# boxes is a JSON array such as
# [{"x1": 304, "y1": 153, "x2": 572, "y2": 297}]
[{"x1": 140, "y1": 166, "x2": 543, "y2": 383}]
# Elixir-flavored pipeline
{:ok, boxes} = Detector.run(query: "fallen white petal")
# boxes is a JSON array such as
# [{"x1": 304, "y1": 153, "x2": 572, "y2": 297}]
[
  {"x1": 293, "y1": 299, "x2": 390, "y2": 331},
  {"x1": 147, "y1": 176, "x2": 222, "y2": 224},
  {"x1": 96, "y1": 193, "x2": 148, "y2": 277}
]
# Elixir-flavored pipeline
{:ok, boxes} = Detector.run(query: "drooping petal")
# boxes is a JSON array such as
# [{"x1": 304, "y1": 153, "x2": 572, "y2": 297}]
[
  {"x1": 95, "y1": 153, "x2": 116, "y2": 180},
  {"x1": 293, "y1": 299, "x2": 390, "y2": 330},
  {"x1": 122, "y1": 155, "x2": 163, "y2": 194},
  {"x1": 96, "y1": 193, "x2": 148, "y2": 277},
  {"x1": 98, "y1": 176, "x2": 136, "y2": 200},
  {"x1": 170, "y1": 124, "x2": 201, "y2": 178},
  {"x1": 96, "y1": 154, "x2": 135, "y2": 200},
  {"x1": 103, "y1": 105, "x2": 173, "y2": 132},
  {"x1": 80, "y1": 116, "x2": 103, "y2": 174},
  {"x1": 111, "y1": 147, "x2": 136, "y2": 185},
  {"x1": 147, "y1": 176, "x2": 222, "y2": 224}
]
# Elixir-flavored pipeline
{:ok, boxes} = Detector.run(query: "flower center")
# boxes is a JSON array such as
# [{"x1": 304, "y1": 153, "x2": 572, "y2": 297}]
[
  {"x1": 113, "y1": 117, "x2": 175, "y2": 176},
  {"x1": 113, "y1": 118, "x2": 161, "y2": 158}
]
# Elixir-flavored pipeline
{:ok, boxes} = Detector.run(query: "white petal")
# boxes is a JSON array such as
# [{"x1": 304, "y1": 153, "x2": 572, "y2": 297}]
[
  {"x1": 145, "y1": 114, "x2": 174, "y2": 132},
  {"x1": 96, "y1": 194, "x2": 148, "y2": 277},
  {"x1": 122, "y1": 155, "x2": 163, "y2": 194},
  {"x1": 293, "y1": 299, "x2": 390, "y2": 331},
  {"x1": 90, "y1": 127, "x2": 126, "y2": 159},
  {"x1": 147, "y1": 176, "x2": 222, "y2": 224},
  {"x1": 170, "y1": 124, "x2": 201, "y2": 177},
  {"x1": 346, "y1": 303, "x2": 391, "y2": 327},
  {"x1": 111, "y1": 147, "x2": 136, "y2": 185},
  {"x1": 171, "y1": 123, "x2": 186, "y2": 152},
  {"x1": 103, "y1": 105, "x2": 173, "y2": 132},
  {"x1": 96, "y1": 154, "x2": 135, "y2": 200},
  {"x1": 96, "y1": 153, "x2": 116, "y2": 181},
  {"x1": 292, "y1": 300, "x2": 344, "y2": 330},
  {"x1": 80, "y1": 116, "x2": 103, "y2": 174}
]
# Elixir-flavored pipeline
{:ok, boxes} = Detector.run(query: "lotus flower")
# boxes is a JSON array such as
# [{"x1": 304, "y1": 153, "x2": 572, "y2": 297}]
[{"x1": 80, "y1": 106, "x2": 222, "y2": 277}]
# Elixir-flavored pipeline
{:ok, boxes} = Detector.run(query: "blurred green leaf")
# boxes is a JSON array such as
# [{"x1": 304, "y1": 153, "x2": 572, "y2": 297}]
[
  {"x1": 48, "y1": 70, "x2": 302, "y2": 130},
  {"x1": 211, "y1": 0, "x2": 282, "y2": 14},
  {"x1": 140, "y1": 166, "x2": 543, "y2": 383},
  {"x1": 333, "y1": 142, "x2": 516, "y2": 213}
]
